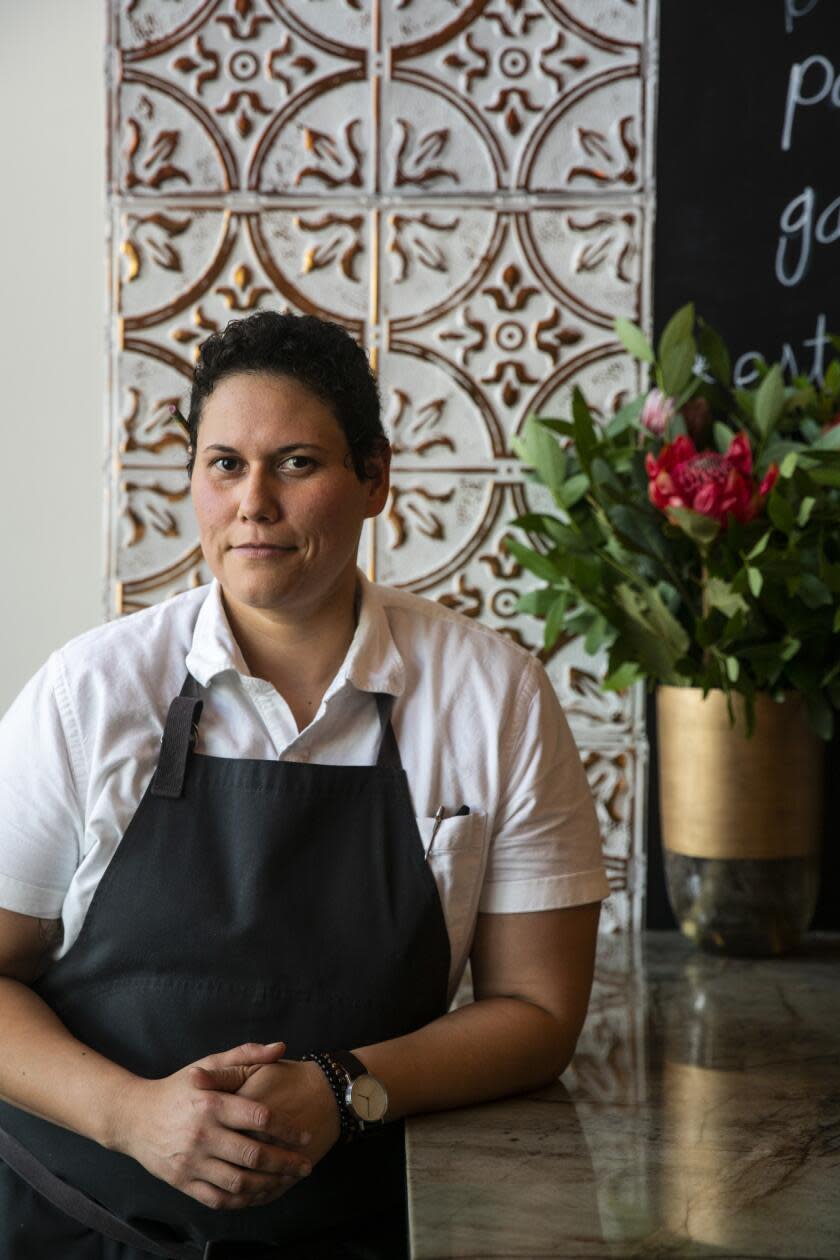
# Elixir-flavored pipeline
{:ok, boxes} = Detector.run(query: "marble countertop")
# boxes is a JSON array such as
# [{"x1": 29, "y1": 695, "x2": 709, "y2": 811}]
[{"x1": 406, "y1": 932, "x2": 840, "y2": 1259}]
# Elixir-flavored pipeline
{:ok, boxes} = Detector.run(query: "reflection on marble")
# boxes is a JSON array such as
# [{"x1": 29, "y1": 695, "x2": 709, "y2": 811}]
[{"x1": 406, "y1": 933, "x2": 840, "y2": 1258}]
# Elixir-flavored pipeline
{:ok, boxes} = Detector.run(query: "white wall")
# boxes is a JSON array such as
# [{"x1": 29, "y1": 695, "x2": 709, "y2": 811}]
[{"x1": 0, "y1": 0, "x2": 106, "y2": 712}]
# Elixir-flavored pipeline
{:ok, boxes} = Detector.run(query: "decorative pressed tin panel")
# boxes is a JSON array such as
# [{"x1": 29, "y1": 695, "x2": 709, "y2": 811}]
[{"x1": 107, "y1": 0, "x2": 657, "y2": 936}]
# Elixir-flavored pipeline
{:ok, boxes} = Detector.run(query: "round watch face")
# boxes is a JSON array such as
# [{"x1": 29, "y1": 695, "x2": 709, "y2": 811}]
[{"x1": 348, "y1": 1073, "x2": 388, "y2": 1123}]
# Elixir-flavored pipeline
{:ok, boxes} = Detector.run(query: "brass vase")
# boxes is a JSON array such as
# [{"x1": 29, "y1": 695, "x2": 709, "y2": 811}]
[{"x1": 656, "y1": 687, "x2": 823, "y2": 956}]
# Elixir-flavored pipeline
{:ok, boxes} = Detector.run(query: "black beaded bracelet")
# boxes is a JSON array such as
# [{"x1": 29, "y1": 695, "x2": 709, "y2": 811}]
[{"x1": 302, "y1": 1051, "x2": 360, "y2": 1143}]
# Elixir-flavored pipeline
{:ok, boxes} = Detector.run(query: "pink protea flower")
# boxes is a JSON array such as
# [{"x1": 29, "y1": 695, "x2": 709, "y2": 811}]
[
  {"x1": 645, "y1": 432, "x2": 779, "y2": 527},
  {"x1": 640, "y1": 388, "x2": 675, "y2": 436}
]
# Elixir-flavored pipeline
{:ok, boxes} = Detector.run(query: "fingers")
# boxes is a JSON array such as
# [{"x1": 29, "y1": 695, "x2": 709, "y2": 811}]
[
  {"x1": 189, "y1": 1064, "x2": 264, "y2": 1094},
  {"x1": 186, "y1": 1162, "x2": 301, "y2": 1212},
  {"x1": 208, "y1": 1126, "x2": 312, "y2": 1180},
  {"x1": 194, "y1": 1041, "x2": 286, "y2": 1073},
  {"x1": 189, "y1": 1083, "x2": 312, "y2": 1151}
]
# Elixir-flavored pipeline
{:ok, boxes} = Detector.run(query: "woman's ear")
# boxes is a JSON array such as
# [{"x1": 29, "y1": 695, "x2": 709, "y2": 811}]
[{"x1": 364, "y1": 441, "x2": 392, "y2": 518}]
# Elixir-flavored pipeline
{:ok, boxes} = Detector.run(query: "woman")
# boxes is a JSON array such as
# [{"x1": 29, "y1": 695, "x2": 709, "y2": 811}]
[{"x1": 0, "y1": 312, "x2": 609, "y2": 1258}]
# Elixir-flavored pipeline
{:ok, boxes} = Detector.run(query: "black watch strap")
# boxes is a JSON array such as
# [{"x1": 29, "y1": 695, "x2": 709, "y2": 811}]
[{"x1": 328, "y1": 1049, "x2": 369, "y2": 1081}]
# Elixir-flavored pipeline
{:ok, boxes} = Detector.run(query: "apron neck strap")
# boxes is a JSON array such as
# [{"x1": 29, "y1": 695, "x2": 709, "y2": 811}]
[
  {"x1": 153, "y1": 676, "x2": 402, "y2": 794},
  {"x1": 150, "y1": 676, "x2": 203, "y2": 800}
]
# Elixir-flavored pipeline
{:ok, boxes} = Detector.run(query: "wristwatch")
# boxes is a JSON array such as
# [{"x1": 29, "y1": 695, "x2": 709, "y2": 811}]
[{"x1": 304, "y1": 1049, "x2": 389, "y2": 1142}]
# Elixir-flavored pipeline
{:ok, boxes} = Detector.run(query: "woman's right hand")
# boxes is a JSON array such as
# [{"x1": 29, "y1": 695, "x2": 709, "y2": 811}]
[{"x1": 115, "y1": 1041, "x2": 314, "y2": 1210}]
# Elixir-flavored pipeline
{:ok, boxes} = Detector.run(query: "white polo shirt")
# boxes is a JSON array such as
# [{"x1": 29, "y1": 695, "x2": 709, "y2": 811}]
[{"x1": 0, "y1": 575, "x2": 609, "y2": 998}]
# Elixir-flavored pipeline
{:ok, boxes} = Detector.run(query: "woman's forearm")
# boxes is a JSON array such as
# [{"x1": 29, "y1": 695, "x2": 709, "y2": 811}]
[
  {"x1": 0, "y1": 977, "x2": 135, "y2": 1148},
  {"x1": 354, "y1": 995, "x2": 576, "y2": 1122},
  {"x1": 352, "y1": 905, "x2": 601, "y2": 1122}
]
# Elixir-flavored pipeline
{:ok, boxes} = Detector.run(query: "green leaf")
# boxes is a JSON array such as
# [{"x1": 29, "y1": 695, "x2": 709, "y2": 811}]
[
  {"x1": 754, "y1": 364, "x2": 785, "y2": 437},
  {"x1": 705, "y1": 577, "x2": 749, "y2": 618},
  {"x1": 698, "y1": 320, "x2": 732, "y2": 385},
  {"x1": 584, "y1": 615, "x2": 610, "y2": 655},
  {"x1": 713, "y1": 422, "x2": 735, "y2": 453},
  {"x1": 502, "y1": 535, "x2": 561, "y2": 582},
  {"x1": 571, "y1": 388, "x2": 598, "y2": 471},
  {"x1": 668, "y1": 506, "x2": 721, "y2": 546},
  {"x1": 725, "y1": 655, "x2": 740, "y2": 682},
  {"x1": 511, "y1": 416, "x2": 567, "y2": 499},
  {"x1": 590, "y1": 457, "x2": 622, "y2": 492},
  {"x1": 661, "y1": 337, "x2": 696, "y2": 397},
  {"x1": 560, "y1": 473, "x2": 590, "y2": 508},
  {"x1": 780, "y1": 635, "x2": 801, "y2": 661},
  {"x1": 808, "y1": 466, "x2": 840, "y2": 486},
  {"x1": 614, "y1": 583, "x2": 690, "y2": 682},
  {"x1": 568, "y1": 552, "x2": 603, "y2": 595},
  {"x1": 797, "y1": 496, "x2": 816, "y2": 526},
  {"x1": 747, "y1": 566, "x2": 763, "y2": 597},
  {"x1": 798, "y1": 573, "x2": 833, "y2": 608},
  {"x1": 516, "y1": 588, "x2": 559, "y2": 617},
  {"x1": 614, "y1": 317, "x2": 655, "y2": 363},
  {"x1": 606, "y1": 504, "x2": 672, "y2": 563},
  {"x1": 824, "y1": 357, "x2": 840, "y2": 395},
  {"x1": 537, "y1": 418, "x2": 575, "y2": 438},
  {"x1": 734, "y1": 388, "x2": 756, "y2": 423},
  {"x1": 544, "y1": 594, "x2": 569, "y2": 649},
  {"x1": 747, "y1": 532, "x2": 771, "y2": 560},
  {"x1": 658, "y1": 303, "x2": 695, "y2": 362},
  {"x1": 780, "y1": 451, "x2": 799, "y2": 478},
  {"x1": 511, "y1": 513, "x2": 585, "y2": 549},
  {"x1": 604, "y1": 396, "x2": 644, "y2": 437},
  {"x1": 602, "y1": 661, "x2": 642, "y2": 691},
  {"x1": 767, "y1": 491, "x2": 796, "y2": 534},
  {"x1": 813, "y1": 423, "x2": 840, "y2": 451},
  {"x1": 834, "y1": 606, "x2": 840, "y2": 634}
]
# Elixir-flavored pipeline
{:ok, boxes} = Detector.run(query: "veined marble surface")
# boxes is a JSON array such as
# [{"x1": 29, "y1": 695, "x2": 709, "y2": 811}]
[{"x1": 406, "y1": 933, "x2": 840, "y2": 1259}]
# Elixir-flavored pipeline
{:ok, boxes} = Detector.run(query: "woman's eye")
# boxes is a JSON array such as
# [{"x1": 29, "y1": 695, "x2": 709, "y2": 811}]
[
  {"x1": 280, "y1": 455, "x2": 314, "y2": 473},
  {"x1": 213, "y1": 456, "x2": 240, "y2": 473}
]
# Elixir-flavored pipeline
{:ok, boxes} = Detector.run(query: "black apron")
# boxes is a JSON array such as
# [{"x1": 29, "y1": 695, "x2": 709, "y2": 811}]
[{"x1": 0, "y1": 674, "x2": 451, "y2": 1258}]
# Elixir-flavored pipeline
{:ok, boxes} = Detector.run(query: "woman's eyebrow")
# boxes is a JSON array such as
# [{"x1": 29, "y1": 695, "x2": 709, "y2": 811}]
[{"x1": 202, "y1": 442, "x2": 326, "y2": 454}]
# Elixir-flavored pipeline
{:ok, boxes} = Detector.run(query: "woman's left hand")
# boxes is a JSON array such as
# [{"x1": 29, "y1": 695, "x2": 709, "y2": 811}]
[{"x1": 195, "y1": 1059, "x2": 341, "y2": 1171}]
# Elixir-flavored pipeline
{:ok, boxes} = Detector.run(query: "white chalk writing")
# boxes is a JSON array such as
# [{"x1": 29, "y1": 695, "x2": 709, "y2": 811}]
[
  {"x1": 733, "y1": 312, "x2": 829, "y2": 386},
  {"x1": 781, "y1": 54, "x2": 840, "y2": 151},
  {"x1": 784, "y1": 0, "x2": 821, "y2": 36}
]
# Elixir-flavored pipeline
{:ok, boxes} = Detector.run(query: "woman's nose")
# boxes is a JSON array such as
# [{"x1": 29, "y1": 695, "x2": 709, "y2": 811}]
[{"x1": 239, "y1": 468, "x2": 281, "y2": 521}]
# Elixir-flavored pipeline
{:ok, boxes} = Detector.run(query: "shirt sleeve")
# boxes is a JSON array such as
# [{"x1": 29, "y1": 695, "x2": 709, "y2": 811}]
[
  {"x1": 479, "y1": 660, "x2": 610, "y2": 914},
  {"x1": 0, "y1": 652, "x2": 86, "y2": 917}
]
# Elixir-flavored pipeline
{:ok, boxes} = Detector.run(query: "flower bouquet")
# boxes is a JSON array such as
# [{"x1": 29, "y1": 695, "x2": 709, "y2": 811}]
[{"x1": 506, "y1": 304, "x2": 840, "y2": 740}]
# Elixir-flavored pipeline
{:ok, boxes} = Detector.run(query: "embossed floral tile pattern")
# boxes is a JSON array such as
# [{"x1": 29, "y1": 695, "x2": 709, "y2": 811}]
[
  {"x1": 113, "y1": 0, "x2": 645, "y2": 196},
  {"x1": 109, "y1": 0, "x2": 654, "y2": 934}
]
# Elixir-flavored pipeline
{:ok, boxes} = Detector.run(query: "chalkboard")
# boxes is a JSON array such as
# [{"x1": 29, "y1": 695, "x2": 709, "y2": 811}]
[
  {"x1": 655, "y1": 0, "x2": 839, "y2": 383},
  {"x1": 650, "y1": 0, "x2": 840, "y2": 932}
]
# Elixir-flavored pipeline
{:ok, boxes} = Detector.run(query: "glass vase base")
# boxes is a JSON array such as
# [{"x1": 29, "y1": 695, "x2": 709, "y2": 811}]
[{"x1": 664, "y1": 852, "x2": 820, "y2": 957}]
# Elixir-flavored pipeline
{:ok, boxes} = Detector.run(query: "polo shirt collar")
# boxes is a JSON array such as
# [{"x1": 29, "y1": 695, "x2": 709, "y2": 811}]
[{"x1": 185, "y1": 574, "x2": 405, "y2": 698}]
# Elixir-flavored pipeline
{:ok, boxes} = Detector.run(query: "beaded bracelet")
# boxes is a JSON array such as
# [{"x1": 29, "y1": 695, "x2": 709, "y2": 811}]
[{"x1": 302, "y1": 1051, "x2": 360, "y2": 1143}]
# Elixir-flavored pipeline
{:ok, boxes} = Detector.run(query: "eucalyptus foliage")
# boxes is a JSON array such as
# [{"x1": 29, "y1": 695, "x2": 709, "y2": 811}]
[{"x1": 507, "y1": 305, "x2": 840, "y2": 738}]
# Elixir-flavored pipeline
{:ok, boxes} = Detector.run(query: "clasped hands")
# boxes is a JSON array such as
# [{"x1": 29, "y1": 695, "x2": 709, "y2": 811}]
[{"x1": 118, "y1": 1041, "x2": 341, "y2": 1211}]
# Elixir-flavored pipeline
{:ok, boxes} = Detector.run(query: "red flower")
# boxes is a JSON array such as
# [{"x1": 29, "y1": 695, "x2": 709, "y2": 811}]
[{"x1": 646, "y1": 432, "x2": 778, "y2": 527}]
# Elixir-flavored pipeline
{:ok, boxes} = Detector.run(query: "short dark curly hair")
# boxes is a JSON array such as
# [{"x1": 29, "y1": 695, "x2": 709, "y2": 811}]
[{"x1": 186, "y1": 311, "x2": 385, "y2": 479}]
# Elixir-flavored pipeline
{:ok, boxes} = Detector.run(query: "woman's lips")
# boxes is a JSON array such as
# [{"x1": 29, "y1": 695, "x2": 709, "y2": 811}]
[{"x1": 233, "y1": 544, "x2": 296, "y2": 557}]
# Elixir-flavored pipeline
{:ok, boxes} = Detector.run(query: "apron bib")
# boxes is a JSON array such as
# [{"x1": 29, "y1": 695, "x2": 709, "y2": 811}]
[{"x1": 0, "y1": 677, "x2": 450, "y2": 1257}]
